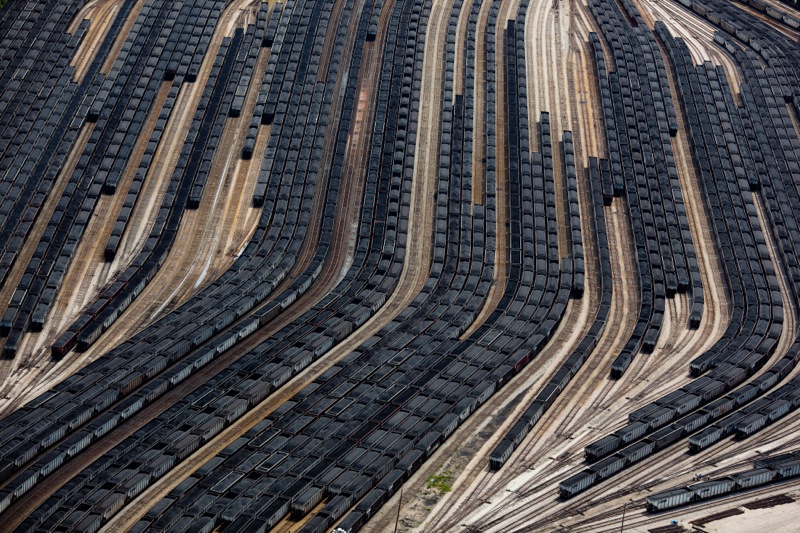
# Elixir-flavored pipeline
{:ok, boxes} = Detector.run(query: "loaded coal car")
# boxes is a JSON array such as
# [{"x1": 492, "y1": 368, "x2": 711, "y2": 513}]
[{"x1": 559, "y1": 471, "x2": 597, "y2": 498}]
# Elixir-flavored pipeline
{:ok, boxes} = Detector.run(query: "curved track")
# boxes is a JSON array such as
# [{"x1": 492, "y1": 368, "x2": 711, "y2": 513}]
[{"x1": 1, "y1": 0, "x2": 800, "y2": 531}]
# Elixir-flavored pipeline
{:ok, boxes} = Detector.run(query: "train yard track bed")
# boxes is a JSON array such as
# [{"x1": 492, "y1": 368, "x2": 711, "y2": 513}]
[{"x1": 2, "y1": 0, "x2": 800, "y2": 531}]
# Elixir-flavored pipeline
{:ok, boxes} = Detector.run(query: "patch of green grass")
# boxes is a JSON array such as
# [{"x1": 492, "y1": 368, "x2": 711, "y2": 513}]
[{"x1": 425, "y1": 469, "x2": 454, "y2": 495}]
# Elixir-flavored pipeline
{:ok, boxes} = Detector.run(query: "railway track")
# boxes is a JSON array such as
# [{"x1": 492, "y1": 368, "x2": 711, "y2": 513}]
[
  {"x1": 0, "y1": 0, "x2": 261, "y2": 416},
  {"x1": 413, "y1": 0, "x2": 742, "y2": 529},
  {"x1": 1, "y1": 0, "x2": 800, "y2": 530},
  {"x1": 101, "y1": 2, "x2": 425, "y2": 528}
]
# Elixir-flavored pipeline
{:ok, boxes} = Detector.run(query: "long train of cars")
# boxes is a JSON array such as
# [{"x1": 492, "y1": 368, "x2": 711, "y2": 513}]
[
  {"x1": 489, "y1": 152, "x2": 612, "y2": 471},
  {"x1": 588, "y1": 0, "x2": 705, "y2": 380},
  {"x1": 647, "y1": 449, "x2": 800, "y2": 511}
]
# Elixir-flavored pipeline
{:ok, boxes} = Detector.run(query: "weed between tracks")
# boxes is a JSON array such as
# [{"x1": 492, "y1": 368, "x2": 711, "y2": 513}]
[
  {"x1": 392, "y1": 441, "x2": 479, "y2": 531},
  {"x1": 426, "y1": 469, "x2": 455, "y2": 495}
]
